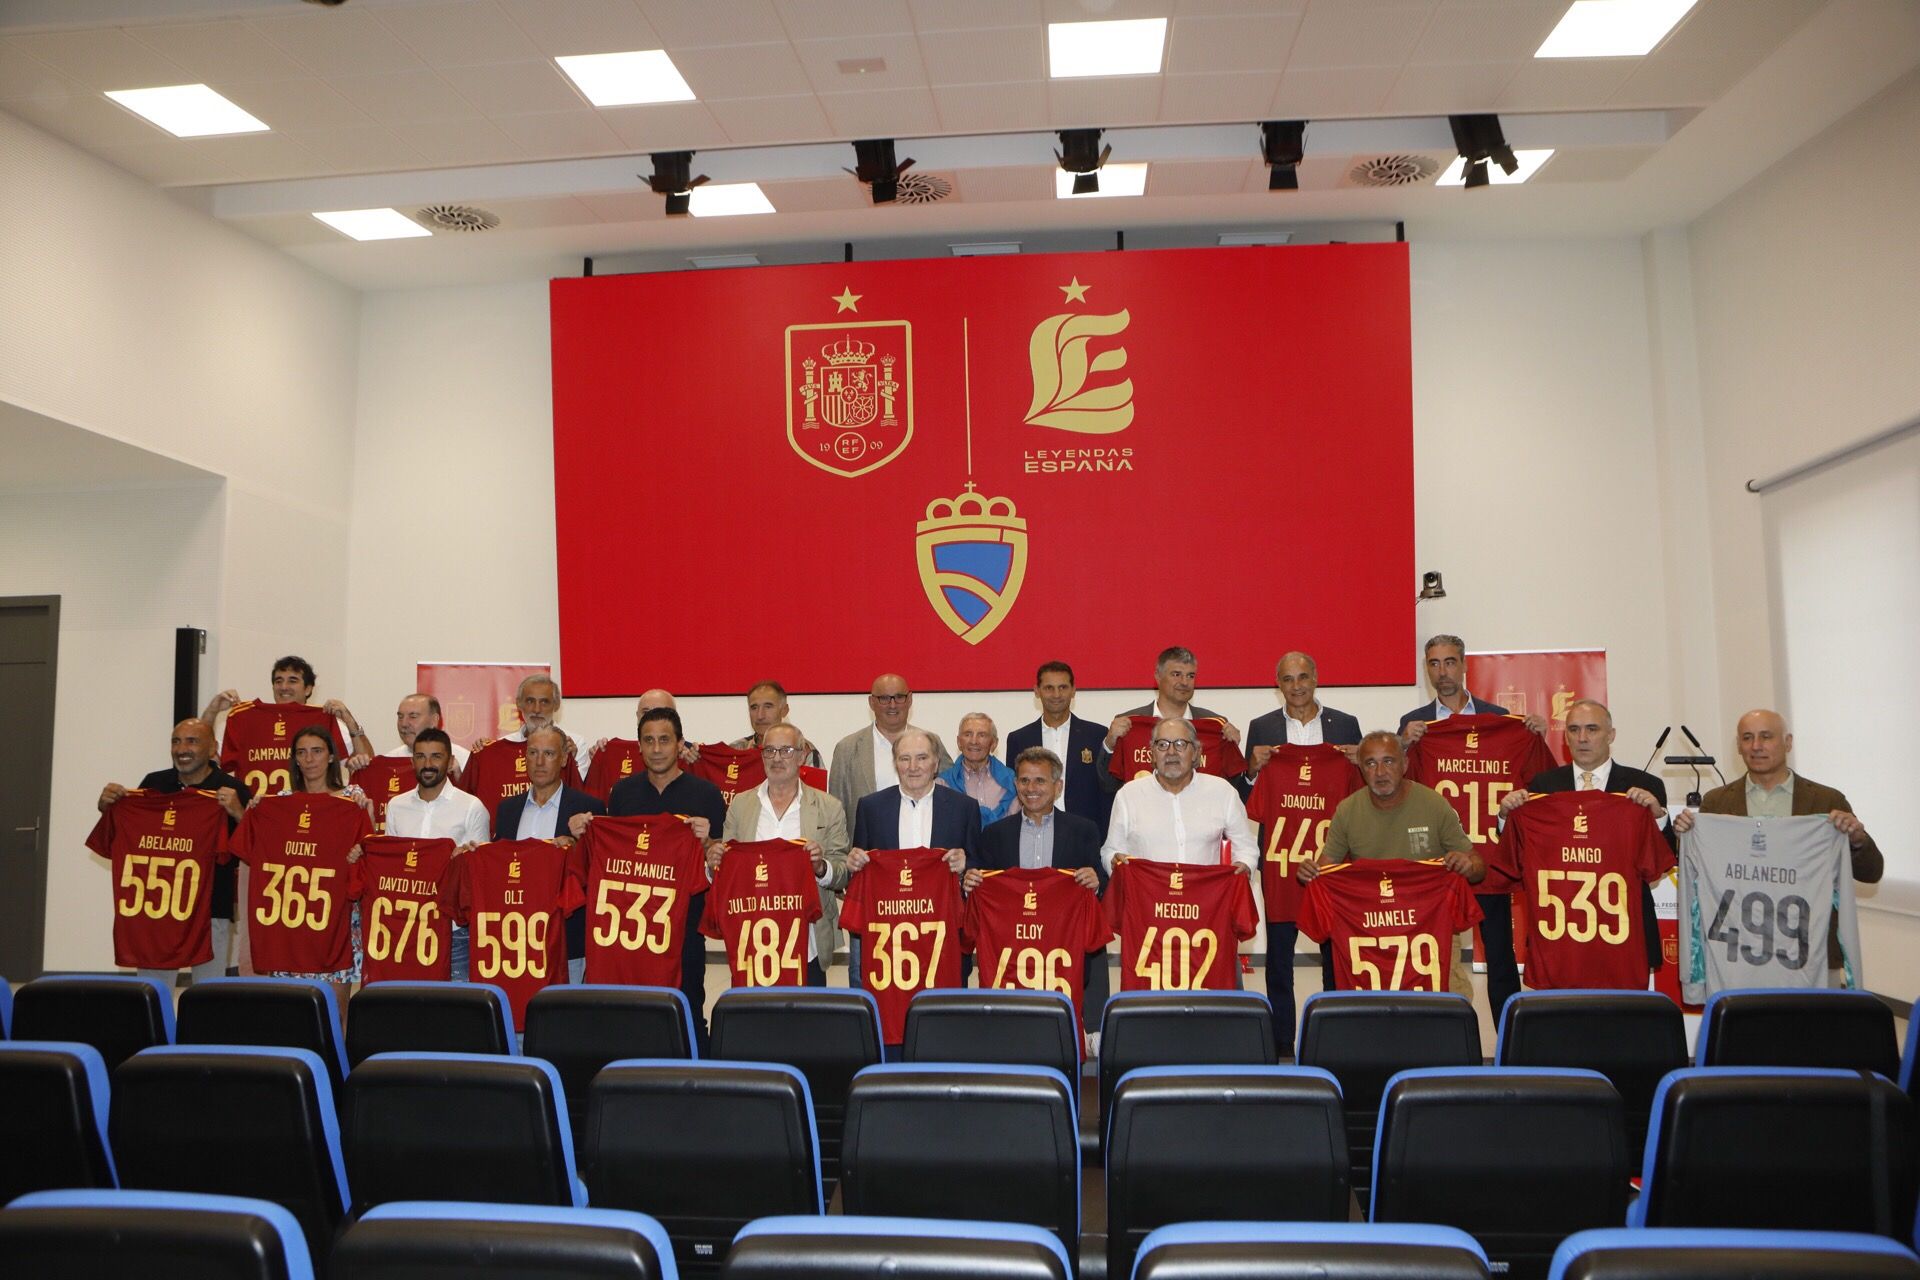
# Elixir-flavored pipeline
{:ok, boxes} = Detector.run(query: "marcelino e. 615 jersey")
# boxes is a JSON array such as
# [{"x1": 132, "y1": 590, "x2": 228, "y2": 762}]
[
  {"x1": 349, "y1": 756, "x2": 415, "y2": 831},
  {"x1": 1108, "y1": 716, "x2": 1247, "y2": 784},
  {"x1": 1298, "y1": 858, "x2": 1482, "y2": 992},
  {"x1": 700, "y1": 839, "x2": 823, "y2": 989},
  {"x1": 219, "y1": 701, "x2": 349, "y2": 801},
  {"x1": 582, "y1": 739, "x2": 643, "y2": 802},
  {"x1": 1678, "y1": 813, "x2": 1863, "y2": 1003},
  {"x1": 86, "y1": 789, "x2": 229, "y2": 969},
  {"x1": 230, "y1": 793, "x2": 372, "y2": 975},
  {"x1": 839, "y1": 848, "x2": 962, "y2": 1044},
  {"x1": 964, "y1": 868, "x2": 1110, "y2": 1039},
  {"x1": 688, "y1": 743, "x2": 768, "y2": 805},
  {"x1": 577, "y1": 813, "x2": 709, "y2": 986},
  {"x1": 1487, "y1": 791, "x2": 1672, "y2": 991},
  {"x1": 443, "y1": 839, "x2": 583, "y2": 1029},
  {"x1": 1406, "y1": 714, "x2": 1557, "y2": 850},
  {"x1": 1247, "y1": 745, "x2": 1364, "y2": 923},
  {"x1": 1105, "y1": 859, "x2": 1258, "y2": 992},
  {"x1": 355, "y1": 836, "x2": 454, "y2": 982}
]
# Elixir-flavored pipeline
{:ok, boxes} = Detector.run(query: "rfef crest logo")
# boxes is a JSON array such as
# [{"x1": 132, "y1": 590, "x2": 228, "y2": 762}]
[
  {"x1": 787, "y1": 321, "x2": 912, "y2": 478},
  {"x1": 915, "y1": 486, "x2": 1028, "y2": 646}
]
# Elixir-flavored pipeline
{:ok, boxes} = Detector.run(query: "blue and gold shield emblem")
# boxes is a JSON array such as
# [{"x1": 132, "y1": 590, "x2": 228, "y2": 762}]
[{"x1": 915, "y1": 487, "x2": 1028, "y2": 645}]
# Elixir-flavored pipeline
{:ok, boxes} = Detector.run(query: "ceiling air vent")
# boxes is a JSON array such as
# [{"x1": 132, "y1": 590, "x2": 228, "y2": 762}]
[
  {"x1": 415, "y1": 204, "x2": 501, "y2": 232},
  {"x1": 893, "y1": 172, "x2": 953, "y2": 205},
  {"x1": 1345, "y1": 154, "x2": 1442, "y2": 188}
]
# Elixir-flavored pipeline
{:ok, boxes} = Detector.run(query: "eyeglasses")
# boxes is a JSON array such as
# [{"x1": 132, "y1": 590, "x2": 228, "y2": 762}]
[
  {"x1": 761, "y1": 745, "x2": 802, "y2": 758},
  {"x1": 871, "y1": 693, "x2": 909, "y2": 705},
  {"x1": 1150, "y1": 739, "x2": 1197, "y2": 753}
]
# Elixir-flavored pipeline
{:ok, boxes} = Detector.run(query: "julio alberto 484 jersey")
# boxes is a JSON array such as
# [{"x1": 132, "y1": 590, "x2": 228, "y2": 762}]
[
  {"x1": 839, "y1": 848, "x2": 962, "y2": 1044},
  {"x1": 219, "y1": 702, "x2": 348, "y2": 801},
  {"x1": 1406, "y1": 714, "x2": 1556, "y2": 850},
  {"x1": 578, "y1": 813, "x2": 709, "y2": 986},
  {"x1": 356, "y1": 836, "x2": 454, "y2": 982},
  {"x1": 1105, "y1": 859, "x2": 1258, "y2": 992},
  {"x1": 1488, "y1": 791, "x2": 1672, "y2": 991},
  {"x1": 1299, "y1": 858, "x2": 1482, "y2": 992},
  {"x1": 230, "y1": 793, "x2": 372, "y2": 975},
  {"x1": 1108, "y1": 716, "x2": 1247, "y2": 783},
  {"x1": 1247, "y1": 745, "x2": 1363, "y2": 923},
  {"x1": 964, "y1": 868, "x2": 1110, "y2": 1037},
  {"x1": 1679, "y1": 813, "x2": 1863, "y2": 1003},
  {"x1": 700, "y1": 839, "x2": 823, "y2": 989},
  {"x1": 86, "y1": 789, "x2": 229, "y2": 970},
  {"x1": 443, "y1": 839, "x2": 583, "y2": 1029}
]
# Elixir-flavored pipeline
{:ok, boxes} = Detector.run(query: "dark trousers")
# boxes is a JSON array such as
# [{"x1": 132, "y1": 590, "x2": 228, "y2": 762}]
[
  {"x1": 1264, "y1": 922, "x2": 1335, "y2": 1056},
  {"x1": 1477, "y1": 892, "x2": 1520, "y2": 1024},
  {"x1": 684, "y1": 891, "x2": 710, "y2": 1053},
  {"x1": 806, "y1": 958, "x2": 826, "y2": 987},
  {"x1": 1082, "y1": 952, "x2": 1109, "y2": 1034}
]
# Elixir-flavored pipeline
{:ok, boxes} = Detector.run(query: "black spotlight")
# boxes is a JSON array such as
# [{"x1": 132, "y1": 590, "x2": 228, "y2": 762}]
[
  {"x1": 644, "y1": 151, "x2": 708, "y2": 216},
  {"x1": 846, "y1": 138, "x2": 914, "y2": 204},
  {"x1": 1055, "y1": 128, "x2": 1109, "y2": 195},
  {"x1": 1448, "y1": 114, "x2": 1517, "y2": 189},
  {"x1": 1260, "y1": 120, "x2": 1306, "y2": 191}
]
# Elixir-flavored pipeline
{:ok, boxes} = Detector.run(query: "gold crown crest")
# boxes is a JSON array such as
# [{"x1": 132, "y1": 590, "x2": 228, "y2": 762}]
[
  {"x1": 822, "y1": 334, "x2": 875, "y2": 365},
  {"x1": 920, "y1": 487, "x2": 1024, "y2": 529}
]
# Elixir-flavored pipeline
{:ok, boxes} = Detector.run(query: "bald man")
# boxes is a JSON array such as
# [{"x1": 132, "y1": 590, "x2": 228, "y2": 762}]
[
  {"x1": 827, "y1": 673, "x2": 952, "y2": 827},
  {"x1": 587, "y1": 688, "x2": 697, "y2": 769}
]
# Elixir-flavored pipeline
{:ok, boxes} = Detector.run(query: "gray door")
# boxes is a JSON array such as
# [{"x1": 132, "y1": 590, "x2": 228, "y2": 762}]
[{"x1": 0, "y1": 597, "x2": 58, "y2": 980}]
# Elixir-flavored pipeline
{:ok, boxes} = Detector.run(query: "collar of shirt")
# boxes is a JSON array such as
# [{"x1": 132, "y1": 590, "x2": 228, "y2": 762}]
[
  {"x1": 1575, "y1": 758, "x2": 1614, "y2": 790},
  {"x1": 1152, "y1": 699, "x2": 1194, "y2": 720},
  {"x1": 1433, "y1": 695, "x2": 1478, "y2": 720},
  {"x1": 1285, "y1": 708, "x2": 1325, "y2": 746},
  {"x1": 754, "y1": 780, "x2": 805, "y2": 841},
  {"x1": 897, "y1": 787, "x2": 936, "y2": 849},
  {"x1": 1745, "y1": 771, "x2": 1796, "y2": 815},
  {"x1": 516, "y1": 787, "x2": 564, "y2": 840}
]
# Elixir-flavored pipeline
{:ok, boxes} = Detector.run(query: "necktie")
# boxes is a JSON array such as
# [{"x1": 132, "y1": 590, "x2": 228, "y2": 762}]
[{"x1": 1580, "y1": 771, "x2": 1595, "y2": 790}]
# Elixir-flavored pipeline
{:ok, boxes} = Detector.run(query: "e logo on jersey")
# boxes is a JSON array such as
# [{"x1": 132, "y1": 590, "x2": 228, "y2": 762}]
[
  {"x1": 636, "y1": 828, "x2": 651, "y2": 852},
  {"x1": 405, "y1": 847, "x2": 419, "y2": 869},
  {"x1": 162, "y1": 807, "x2": 178, "y2": 828},
  {"x1": 1167, "y1": 870, "x2": 1185, "y2": 893},
  {"x1": 1379, "y1": 876, "x2": 1396, "y2": 900},
  {"x1": 1024, "y1": 888, "x2": 1039, "y2": 912},
  {"x1": 754, "y1": 860, "x2": 770, "y2": 885},
  {"x1": 297, "y1": 810, "x2": 312, "y2": 831},
  {"x1": 1573, "y1": 809, "x2": 1589, "y2": 835},
  {"x1": 787, "y1": 321, "x2": 912, "y2": 478}
]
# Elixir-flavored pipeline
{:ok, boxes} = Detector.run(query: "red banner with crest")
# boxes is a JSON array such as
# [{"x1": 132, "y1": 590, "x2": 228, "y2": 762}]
[
  {"x1": 550, "y1": 245, "x2": 1413, "y2": 695},
  {"x1": 417, "y1": 663, "x2": 550, "y2": 750},
  {"x1": 1466, "y1": 649, "x2": 1607, "y2": 765}
]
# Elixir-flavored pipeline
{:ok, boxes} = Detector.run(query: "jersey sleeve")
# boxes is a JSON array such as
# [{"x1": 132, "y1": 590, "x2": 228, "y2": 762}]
[
  {"x1": 836, "y1": 867, "x2": 868, "y2": 931},
  {"x1": 228, "y1": 809, "x2": 260, "y2": 866},
  {"x1": 329, "y1": 717, "x2": 351, "y2": 757},
  {"x1": 1296, "y1": 875, "x2": 1331, "y2": 943},
  {"x1": 1101, "y1": 862, "x2": 1129, "y2": 934},
  {"x1": 84, "y1": 808, "x2": 115, "y2": 858},
  {"x1": 1521, "y1": 727, "x2": 1558, "y2": 777},
  {"x1": 559, "y1": 862, "x2": 587, "y2": 914},
  {"x1": 1077, "y1": 884, "x2": 1114, "y2": 953},
  {"x1": 1448, "y1": 871, "x2": 1486, "y2": 930},
  {"x1": 439, "y1": 852, "x2": 474, "y2": 926},
  {"x1": 696, "y1": 874, "x2": 725, "y2": 940},
  {"x1": 1481, "y1": 809, "x2": 1525, "y2": 893},
  {"x1": 1634, "y1": 807, "x2": 1674, "y2": 882},
  {"x1": 1228, "y1": 871, "x2": 1259, "y2": 940}
]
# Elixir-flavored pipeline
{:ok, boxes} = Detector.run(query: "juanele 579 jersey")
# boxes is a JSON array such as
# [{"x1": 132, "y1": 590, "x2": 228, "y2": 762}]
[
  {"x1": 1298, "y1": 858, "x2": 1482, "y2": 992},
  {"x1": 460, "y1": 737, "x2": 583, "y2": 823},
  {"x1": 582, "y1": 739, "x2": 643, "y2": 802},
  {"x1": 356, "y1": 836, "x2": 455, "y2": 982},
  {"x1": 1247, "y1": 745, "x2": 1364, "y2": 923},
  {"x1": 839, "y1": 848, "x2": 962, "y2": 1044},
  {"x1": 688, "y1": 743, "x2": 767, "y2": 805},
  {"x1": 578, "y1": 813, "x2": 709, "y2": 986},
  {"x1": 350, "y1": 757, "x2": 415, "y2": 831},
  {"x1": 219, "y1": 702, "x2": 349, "y2": 801},
  {"x1": 230, "y1": 793, "x2": 373, "y2": 976},
  {"x1": 700, "y1": 839, "x2": 822, "y2": 989},
  {"x1": 1406, "y1": 714, "x2": 1557, "y2": 851},
  {"x1": 443, "y1": 839, "x2": 583, "y2": 1029},
  {"x1": 1105, "y1": 859, "x2": 1258, "y2": 992},
  {"x1": 1108, "y1": 716, "x2": 1247, "y2": 784},
  {"x1": 86, "y1": 789, "x2": 229, "y2": 970},
  {"x1": 1488, "y1": 791, "x2": 1672, "y2": 991},
  {"x1": 964, "y1": 868, "x2": 1110, "y2": 1040}
]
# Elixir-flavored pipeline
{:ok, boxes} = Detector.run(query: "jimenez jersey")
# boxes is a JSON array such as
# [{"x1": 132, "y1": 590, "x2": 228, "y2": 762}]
[
  {"x1": 578, "y1": 813, "x2": 710, "y2": 986},
  {"x1": 700, "y1": 839, "x2": 823, "y2": 989},
  {"x1": 1108, "y1": 715, "x2": 1247, "y2": 784},
  {"x1": 350, "y1": 756, "x2": 415, "y2": 832},
  {"x1": 460, "y1": 737, "x2": 583, "y2": 823},
  {"x1": 443, "y1": 839, "x2": 583, "y2": 1029},
  {"x1": 356, "y1": 836, "x2": 455, "y2": 982},
  {"x1": 1299, "y1": 858, "x2": 1483, "y2": 992},
  {"x1": 688, "y1": 743, "x2": 769, "y2": 805},
  {"x1": 86, "y1": 789, "x2": 229, "y2": 970},
  {"x1": 1489, "y1": 791, "x2": 1671, "y2": 991},
  {"x1": 1407, "y1": 714, "x2": 1557, "y2": 853},
  {"x1": 1105, "y1": 858, "x2": 1258, "y2": 992},
  {"x1": 1248, "y1": 745, "x2": 1364, "y2": 923},
  {"x1": 1679, "y1": 813, "x2": 1862, "y2": 1003},
  {"x1": 230, "y1": 793, "x2": 372, "y2": 975},
  {"x1": 964, "y1": 868, "x2": 1110, "y2": 1038},
  {"x1": 220, "y1": 702, "x2": 349, "y2": 801},
  {"x1": 838, "y1": 848, "x2": 962, "y2": 1044},
  {"x1": 582, "y1": 739, "x2": 643, "y2": 802}
]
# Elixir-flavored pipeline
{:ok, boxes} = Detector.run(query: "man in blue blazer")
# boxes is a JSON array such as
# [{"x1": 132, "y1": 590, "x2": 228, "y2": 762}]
[
  {"x1": 493, "y1": 726, "x2": 605, "y2": 983},
  {"x1": 1246, "y1": 651, "x2": 1365, "y2": 767},
  {"x1": 1005, "y1": 660, "x2": 1113, "y2": 834}
]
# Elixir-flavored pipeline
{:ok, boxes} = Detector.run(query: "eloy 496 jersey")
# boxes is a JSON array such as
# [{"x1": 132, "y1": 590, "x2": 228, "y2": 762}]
[{"x1": 1678, "y1": 812, "x2": 1862, "y2": 1002}]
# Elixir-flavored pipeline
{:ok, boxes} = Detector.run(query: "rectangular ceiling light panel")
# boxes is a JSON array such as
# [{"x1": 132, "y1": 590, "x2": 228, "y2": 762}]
[
  {"x1": 556, "y1": 49, "x2": 696, "y2": 106},
  {"x1": 1055, "y1": 162, "x2": 1149, "y2": 199},
  {"x1": 688, "y1": 183, "x2": 775, "y2": 217},
  {"x1": 1047, "y1": 18, "x2": 1168, "y2": 78},
  {"x1": 1435, "y1": 148, "x2": 1556, "y2": 185},
  {"x1": 312, "y1": 208, "x2": 432, "y2": 240},
  {"x1": 105, "y1": 84, "x2": 269, "y2": 137},
  {"x1": 1535, "y1": 0, "x2": 1699, "y2": 58}
]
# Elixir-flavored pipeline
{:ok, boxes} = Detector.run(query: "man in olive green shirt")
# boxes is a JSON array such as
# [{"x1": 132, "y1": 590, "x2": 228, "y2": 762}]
[{"x1": 1301, "y1": 731, "x2": 1484, "y2": 995}]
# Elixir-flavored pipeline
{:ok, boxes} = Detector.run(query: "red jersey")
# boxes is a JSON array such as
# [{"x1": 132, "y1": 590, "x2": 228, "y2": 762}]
[
  {"x1": 1247, "y1": 745, "x2": 1364, "y2": 923},
  {"x1": 799, "y1": 765, "x2": 829, "y2": 792},
  {"x1": 1489, "y1": 791, "x2": 1673, "y2": 991},
  {"x1": 1104, "y1": 859, "x2": 1258, "y2": 992},
  {"x1": 459, "y1": 737, "x2": 583, "y2": 823},
  {"x1": 699, "y1": 839, "x2": 823, "y2": 989},
  {"x1": 582, "y1": 739, "x2": 644, "y2": 802},
  {"x1": 230, "y1": 793, "x2": 372, "y2": 976},
  {"x1": 219, "y1": 701, "x2": 349, "y2": 801},
  {"x1": 86, "y1": 789, "x2": 229, "y2": 969},
  {"x1": 688, "y1": 743, "x2": 767, "y2": 805},
  {"x1": 1107, "y1": 716, "x2": 1247, "y2": 784},
  {"x1": 838, "y1": 849, "x2": 962, "y2": 1044},
  {"x1": 356, "y1": 836, "x2": 455, "y2": 982},
  {"x1": 577, "y1": 814, "x2": 710, "y2": 986},
  {"x1": 1298, "y1": 858, "x2": 1483, "y2": 992},
  {"x1": 350, "y1": 756, "x2": 415, "y2": 832},
  {"x1": 1406, "y1": 715, "x2": 1557, "y2": 852},
  {"x1": 443, "y1": 839, "x2": 583, "y2": 1029},
  {"x1": 964, "y1": 868, "x2": 1111, "y2": 1041}
]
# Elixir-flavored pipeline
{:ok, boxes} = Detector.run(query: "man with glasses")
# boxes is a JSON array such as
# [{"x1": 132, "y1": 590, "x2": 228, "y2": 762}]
[
  {"x1": 722, "y1": 722, "x2": 850, "y2": 981},
  {"x1": 1101, "y1": 717, "x2": 1259, "y2": 876},
  {"x1": 828, "y1": 673, "x2": 952, "y2": 836}
]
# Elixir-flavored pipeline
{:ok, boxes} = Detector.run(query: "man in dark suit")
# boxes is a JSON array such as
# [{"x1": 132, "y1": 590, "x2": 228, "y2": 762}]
[
  {"x1": 851, "y1": 728, "x2": 981, "y2": 988},
  {"x1": 1500, "y1": 699, "x2": 1673, "y2": 974},
  {"x1": 494, "y1": 726, "x2": 605, "y2": 984},
  {"x1": 1096, "y1": 645, "x2": 1244, "y2": 792},
  {"x1": 969, "y1": 745, "x2": 1108, "y2": 1031},
  {"x1": 1247, "y1": 651, "x2": 1365, "y2": 767},
  {"x1": 1005, "y1": 660, "x2": 1112, "y2": 833}
]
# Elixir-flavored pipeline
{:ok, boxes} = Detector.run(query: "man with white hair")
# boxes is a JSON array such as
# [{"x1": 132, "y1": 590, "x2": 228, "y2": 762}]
[{"x1": 938, "y1": 712, "x2": 1017, "y2": 824}]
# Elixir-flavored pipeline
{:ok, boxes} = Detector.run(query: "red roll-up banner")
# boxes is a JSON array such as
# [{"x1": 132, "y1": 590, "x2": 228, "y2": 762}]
[
  {"x1": 417, "y1": 663, "x2": 550, "y2": 749},
  {"x1": 1466, "y1": 649, "x2": 1607, "y2": 765},
  {"x1": 550, "y1": 244, "x2": 1414, "y2": 695}
]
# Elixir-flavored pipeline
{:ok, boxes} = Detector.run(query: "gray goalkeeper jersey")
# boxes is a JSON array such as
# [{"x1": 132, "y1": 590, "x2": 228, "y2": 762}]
[{"x1": 1678, "y1": 812, "x2": 1861, "y2": 1004}]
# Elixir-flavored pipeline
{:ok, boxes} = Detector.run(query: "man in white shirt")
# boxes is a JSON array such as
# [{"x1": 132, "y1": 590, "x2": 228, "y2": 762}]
[
  {"x1": 1245, "y1": 651, "x2": 1364, "y2": 776},
  {"x1": 474, "y1": 674, "x2": 580, "y2": 761},
  {"x1": 827, "y1": 673, "x2": 952, "y2": 841},
  {"x1": 380, "y1": 729, "x2": 489, "y2": 980},
  {"x1": 1102, "y1": 717, "x2": 1259, "y2": 875},
  {"x1": 720, "y1": 722, "x2": 849, "y2": 981}
]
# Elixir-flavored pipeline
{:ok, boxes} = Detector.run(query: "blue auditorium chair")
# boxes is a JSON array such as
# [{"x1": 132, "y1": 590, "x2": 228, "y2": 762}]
[
  {"x1": 0, "y1": 1040, "x2": 116, "y2": 1202},
  {"x1": 344, "y1": 980, "x2": 515, "y2": 1066},
  {"x1": 902, "y1": 988, "x2": 1079, "y2": 1081},
  {"x1": 1551, "y1": 1227, "x2": 1920, "y2": 1278},
  {"x1": 10, "y1": 973, "x2": 173, "y2": 1068},
  {"x1": 176, "y1": 976, "x2": 348, "y2": 1093},
  {"x1": 707, "y1": 988, "x2": 881, "y2": 1182},
  {"x1": 0, "y1": 979, "x2": 12, "y2": 1036},
  {"x1": 723, "y1": 1215, "x2": 1071, "y2": 1280},
  {"x1": 1130, "y1": 1221, "x2": 1491, "y2": 1279},
  {"x1": 333, "y1": 1201, "x2": 678, "y2": 1278},
  {"x1": 0, "y1": 1189, "x2": 311, "y2": 1278},
  {"x1": 1098, "y1": 990, "x2": 1277, "y2": 1120},
  {"x1": 525, "y1": 985, "x2": 696, "y2": 1147},
  {"x1": 1901, "y1": 1012, "x2": 1920, "y2": 1104},
  {"x1": 1698, "y1": 988, "x2": 1900, "y2": 1077}
]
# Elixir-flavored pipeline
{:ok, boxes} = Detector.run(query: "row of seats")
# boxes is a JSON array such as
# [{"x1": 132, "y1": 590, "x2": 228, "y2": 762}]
[
  {"x1": 5, "y1": 1192, "x2": 1920, "y2": 1280},
  {"x1": 5, "y1": 1039, "x2": 1912, "y2": 1279}
]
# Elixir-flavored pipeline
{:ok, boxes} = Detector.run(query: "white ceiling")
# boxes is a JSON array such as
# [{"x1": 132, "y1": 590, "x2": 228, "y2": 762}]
[{"x1": 4, "y1": 0, "x2": 1918, "y2": 290}]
